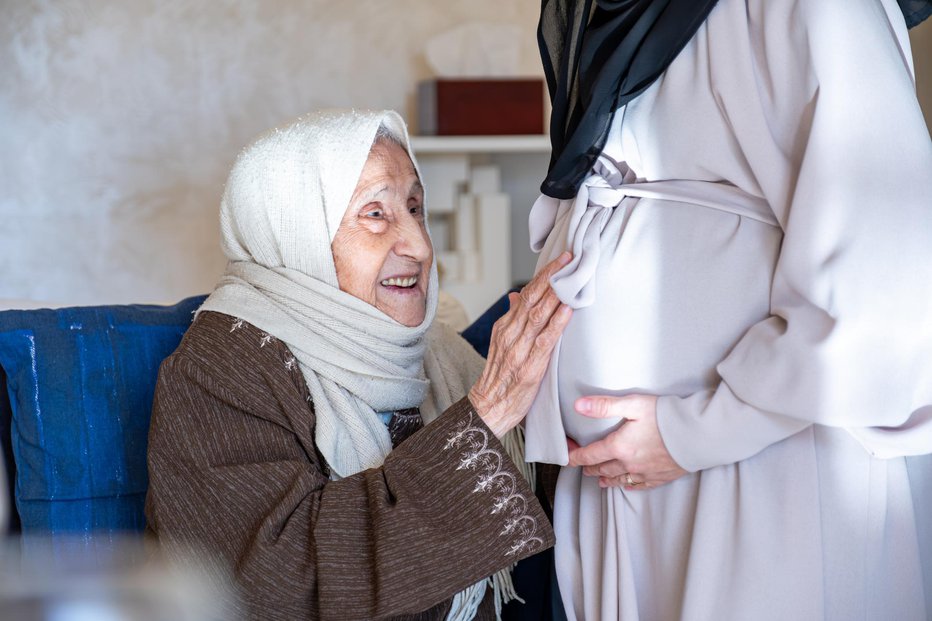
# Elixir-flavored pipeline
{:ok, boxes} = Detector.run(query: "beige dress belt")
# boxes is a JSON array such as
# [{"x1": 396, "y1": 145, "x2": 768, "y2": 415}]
[{"x1": 528, "y1": 156, "x2": 780, "y2": 309}]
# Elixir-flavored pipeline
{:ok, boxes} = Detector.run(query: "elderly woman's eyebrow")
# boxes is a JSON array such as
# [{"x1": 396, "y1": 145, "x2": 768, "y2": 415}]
[
  {"x1": 355, "y1": 179, "x2": 423, "y2": 205},
  {"x1": 356, "y1": 185, "x2": 391, "y2": 202}
]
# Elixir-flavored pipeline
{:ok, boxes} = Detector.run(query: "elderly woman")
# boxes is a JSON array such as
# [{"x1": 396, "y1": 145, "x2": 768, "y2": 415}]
[{"x1": 145, "y1": 109, "x2": 572, "y2": 621}]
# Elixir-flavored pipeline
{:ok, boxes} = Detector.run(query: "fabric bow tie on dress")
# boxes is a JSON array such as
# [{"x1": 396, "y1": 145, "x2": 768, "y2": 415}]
[
  {"x1": 529, "y1": 157, "x2": 640, "y2": 308},
  {"x1": 529, "y1": 156, "x2": 779, "y2": 310}
]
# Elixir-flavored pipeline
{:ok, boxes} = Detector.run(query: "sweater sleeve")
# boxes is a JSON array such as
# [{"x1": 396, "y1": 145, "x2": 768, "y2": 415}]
[
  {"x1": 656, "y1": 0, "x2": 932, "y2": 471},
  {"x1": 146, "y1": 353, "x2": 554, "y2": 621}
]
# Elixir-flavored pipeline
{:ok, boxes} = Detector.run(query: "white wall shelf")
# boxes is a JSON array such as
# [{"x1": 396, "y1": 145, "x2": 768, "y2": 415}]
[
  {"x1": 410, "y1": 135, "x2": 550, "y2": 154},
  {"x1": 408, "y1": 135, "x2": 551, "y2": 321}
]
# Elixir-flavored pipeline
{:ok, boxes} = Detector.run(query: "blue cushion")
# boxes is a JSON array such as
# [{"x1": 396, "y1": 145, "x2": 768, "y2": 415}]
[
  {"x1": 460, "y1": 289, "x2": 516, "y2": 358},
  {"x1": 0, "y1": 295, "x2": 206, "y2": 535}
]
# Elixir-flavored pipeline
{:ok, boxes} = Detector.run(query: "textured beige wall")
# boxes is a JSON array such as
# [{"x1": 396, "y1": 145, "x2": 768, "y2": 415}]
[
  {"x1": 0, "y1": 1, "x2": 542, "y2": 305},
  {"x1": 1, "y1": 3, "x2": 930, "y2": 305}
]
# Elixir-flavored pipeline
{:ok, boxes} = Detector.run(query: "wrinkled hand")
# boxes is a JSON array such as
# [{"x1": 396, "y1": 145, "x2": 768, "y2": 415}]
[
  {"x1": 567, "y1": 395, "x2": 687, "y2": 490},
  {"x1": 469, "y1": 252, "x2": 573, "y2": 438}
]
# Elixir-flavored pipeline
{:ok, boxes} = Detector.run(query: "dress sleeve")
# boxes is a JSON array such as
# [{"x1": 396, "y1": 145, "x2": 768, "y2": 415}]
[
  {"x1": 146, "y1": 354, "x2": 553, "y2": 621},
  {"x1": 656, "y1": 0, "x2": 932, "y2": 472}
]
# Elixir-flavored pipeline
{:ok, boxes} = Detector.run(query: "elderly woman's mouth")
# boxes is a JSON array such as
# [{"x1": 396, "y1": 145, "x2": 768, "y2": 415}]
[{"x1": 380, "y1": 276, "x2": 418, "y2": 288}]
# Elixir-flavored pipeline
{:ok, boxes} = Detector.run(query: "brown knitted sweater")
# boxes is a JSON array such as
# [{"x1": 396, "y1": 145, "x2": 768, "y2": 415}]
[{"x1": 145, "y1": 311, "x2": 555, "y2": 621}]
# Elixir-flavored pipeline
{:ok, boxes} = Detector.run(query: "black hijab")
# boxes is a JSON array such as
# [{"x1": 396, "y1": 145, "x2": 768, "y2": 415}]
[
  {"x1": 900, "y1": 0, "x2": 932, "y2": 27},
  {"x1": 539, "y1": 0, "x2": 932, "y2": 200},
  {"x1": 538, "y1": 0, "x2": 719, "y2": 199}
]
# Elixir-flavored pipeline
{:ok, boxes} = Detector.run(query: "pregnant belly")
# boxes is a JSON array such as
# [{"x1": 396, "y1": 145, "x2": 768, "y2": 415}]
[{"x1": 538, "y1": 198, "x2": 781, "y2": 446}]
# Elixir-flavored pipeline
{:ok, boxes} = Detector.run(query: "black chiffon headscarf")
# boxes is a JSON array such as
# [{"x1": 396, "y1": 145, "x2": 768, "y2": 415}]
[
  {"x1": 901, "y1": 0, "x2": 932, "y2": 28},
  {"x1": 539, "y1": 0, "x2": 932, "y2": 200}
]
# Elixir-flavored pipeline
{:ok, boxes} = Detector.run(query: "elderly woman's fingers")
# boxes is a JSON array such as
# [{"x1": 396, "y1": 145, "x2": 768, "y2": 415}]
[
  {"x1": 488, "y1": 252, "x2": 570, "y2": 368},
  {"x1": 468, "y1": 261, "x2": 573, "y2": 438},
  {"x1": 521, "y1": 252, "x2": 571, "y2": 306},
  {"x1": 498, "y1": 253, "x2": 570, "y2": 341},
  {"x1": 504, "y1": 289, "x2": 567, "y2": 374},
  {"x1": 502, "y1": 303, "x2": 571, "y2": 394},
  {"x1": 470, "y1": 318, "x2": 571, "y2": 436}
]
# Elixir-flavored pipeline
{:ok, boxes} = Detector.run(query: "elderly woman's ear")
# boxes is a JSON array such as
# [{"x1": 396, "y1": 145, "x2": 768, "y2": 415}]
[
  {"x1": 469, "y1": 251, "x2": 573, "y2": 438},
  {"x1": 332, "y1": 138, "x2": 432, "y2": 327}
]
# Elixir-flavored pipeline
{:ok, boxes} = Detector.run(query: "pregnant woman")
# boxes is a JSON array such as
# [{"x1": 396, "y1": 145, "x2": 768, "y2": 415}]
[{"x1": 525, "y1": 0, "x2": 932, "y2": 619}]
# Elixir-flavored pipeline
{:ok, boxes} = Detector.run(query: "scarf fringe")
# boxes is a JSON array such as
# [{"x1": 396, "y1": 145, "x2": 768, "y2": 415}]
[
  {"x1": 500, "y1": 424, "x2": 536, "y2": 495},
  {"x1": 446, "y1": 580, "x2": 486, "y2": 621}
]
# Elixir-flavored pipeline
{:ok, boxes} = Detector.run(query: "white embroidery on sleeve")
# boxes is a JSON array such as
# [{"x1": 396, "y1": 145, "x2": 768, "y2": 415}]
[{"x1": 444, "y1": 413, "x2": 544, "y2": 557}]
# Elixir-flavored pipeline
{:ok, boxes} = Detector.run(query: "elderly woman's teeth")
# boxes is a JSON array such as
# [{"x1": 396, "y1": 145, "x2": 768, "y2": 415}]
[{"x1": 380, "y1": 276, "x2": 417, "y2": 288}]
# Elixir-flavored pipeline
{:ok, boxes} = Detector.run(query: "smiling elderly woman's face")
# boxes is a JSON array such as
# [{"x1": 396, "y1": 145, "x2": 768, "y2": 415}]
[{"x1": 331, "y1": 138, "x2": 433, "y2": 327}]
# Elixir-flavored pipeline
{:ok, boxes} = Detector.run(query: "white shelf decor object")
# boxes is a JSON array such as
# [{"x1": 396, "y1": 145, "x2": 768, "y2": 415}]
[{"x1": 411, "y1": 135, "x2": 550, "y2": 320}]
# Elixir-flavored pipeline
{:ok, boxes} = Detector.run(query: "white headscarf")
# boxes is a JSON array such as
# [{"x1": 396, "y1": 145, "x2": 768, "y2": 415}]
[{"x1": 199, "y1": 109, "x2": 529, "y2": 619}]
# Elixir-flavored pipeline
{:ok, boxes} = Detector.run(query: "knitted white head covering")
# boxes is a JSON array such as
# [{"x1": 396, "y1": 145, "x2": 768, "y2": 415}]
[{"x1": 199, "y1": 109, "x2": 530, "y2": 620}]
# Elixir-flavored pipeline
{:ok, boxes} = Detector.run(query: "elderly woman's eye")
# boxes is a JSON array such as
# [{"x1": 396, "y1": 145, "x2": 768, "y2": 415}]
[
  {"x1": 364, "y1": 206, "x2": 384, "y2": 219},
  {"x1": 409, "y1": 203, "x2": 424, "y2": 218}
]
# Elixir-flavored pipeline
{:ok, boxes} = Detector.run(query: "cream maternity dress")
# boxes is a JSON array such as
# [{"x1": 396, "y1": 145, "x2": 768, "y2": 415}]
[{"x1": 525, "y1": 0, "x2": 932, "y2": 618}]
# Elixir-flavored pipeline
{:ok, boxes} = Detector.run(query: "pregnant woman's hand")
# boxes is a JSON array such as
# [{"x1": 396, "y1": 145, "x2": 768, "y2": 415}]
[
  {"x1": 567, "y1": 395, "x2": 687, "y2": 490},
  {"x1": 469, "y1": 252, "x2": 573, "y2": 438}
]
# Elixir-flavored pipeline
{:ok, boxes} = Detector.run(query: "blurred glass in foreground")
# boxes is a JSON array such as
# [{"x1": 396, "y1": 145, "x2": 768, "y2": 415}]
[{"x1": 0, "y1": 534, "x2": 237, "y2": 621}]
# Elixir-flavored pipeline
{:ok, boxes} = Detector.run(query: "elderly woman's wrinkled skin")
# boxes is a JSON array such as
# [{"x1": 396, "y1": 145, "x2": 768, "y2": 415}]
[{"x1": 332, "y1": 139, "x2": 432, "y2": 327}]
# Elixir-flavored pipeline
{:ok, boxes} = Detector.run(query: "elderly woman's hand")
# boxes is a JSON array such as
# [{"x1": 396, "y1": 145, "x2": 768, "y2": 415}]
[
  {"x1": 567, "y1": 395, "x2": 687, "y2": 489},
  {"x1": 468, "y1": 252, "x2": 573, "y2": 438}
]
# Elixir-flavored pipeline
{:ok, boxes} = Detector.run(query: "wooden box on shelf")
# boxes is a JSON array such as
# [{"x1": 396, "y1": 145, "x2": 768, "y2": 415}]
[{"x1": 417, "y1": 78, "x2": 545, "y2": 136}]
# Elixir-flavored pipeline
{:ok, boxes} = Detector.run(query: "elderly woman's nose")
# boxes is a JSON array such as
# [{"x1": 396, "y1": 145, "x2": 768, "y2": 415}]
[{"x1": 393, "y1": 212, "x2": 431, "y2": 259}]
